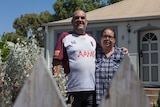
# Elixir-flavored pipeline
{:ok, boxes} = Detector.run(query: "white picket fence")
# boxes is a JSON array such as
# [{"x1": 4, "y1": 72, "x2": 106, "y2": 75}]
[
  {"x1": 13, "y1": 55, "x2": 67, "y2": 107},
  {"x1": 13, "y1": 55, "x2": 151, "y2": 107},
  {"x1": 99, "y1": 56, "x2": 151, "y2": 107}
]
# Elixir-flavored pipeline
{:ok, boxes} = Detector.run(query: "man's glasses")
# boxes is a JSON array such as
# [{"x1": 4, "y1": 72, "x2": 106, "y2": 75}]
[
  {"x1": 73, "y1": 16, "x2": 85, "y2": 20},
  {"x1": 102, "y1": 35, "x2": 115, "y2": 40}
]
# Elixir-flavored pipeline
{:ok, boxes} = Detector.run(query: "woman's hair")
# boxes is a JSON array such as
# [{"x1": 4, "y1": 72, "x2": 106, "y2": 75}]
[{"x1": 101, "y1": 28, "x2": 116, "y2": 38}]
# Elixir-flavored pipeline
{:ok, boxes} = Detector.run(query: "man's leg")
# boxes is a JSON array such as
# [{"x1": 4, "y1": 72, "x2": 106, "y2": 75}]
[
  {"x1": 82, "y1": 91, "x2": 96, "y2": 107},
  {"x1": 66, "y1": 92, "x2": 82, "y2": 107}
]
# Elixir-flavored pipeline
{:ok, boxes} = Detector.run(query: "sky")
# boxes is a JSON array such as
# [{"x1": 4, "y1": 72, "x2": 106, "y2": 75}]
[{"x1": 0, "y1": 0, "x2": 56, "y2": 37}]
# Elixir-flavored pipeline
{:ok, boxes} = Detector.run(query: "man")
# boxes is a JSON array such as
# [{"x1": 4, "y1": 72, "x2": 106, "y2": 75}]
[
  {"x1": 52, "y1": 10, "x2": 96, "y2": 107},
  {"x1": 95, "y1": 28, "x2": 126, "y2": 106}
]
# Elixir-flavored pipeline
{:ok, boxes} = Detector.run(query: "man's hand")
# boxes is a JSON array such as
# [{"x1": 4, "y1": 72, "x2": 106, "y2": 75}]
[
  {"x1": 121, "y1": 47, "x2": 130, "y2": 56},
  {"x1": 52, "y1": 59, "x2": 61, "y2": 78},
  {"x1": 52, "y1": 65, "x2": 60, "y2": 78}
]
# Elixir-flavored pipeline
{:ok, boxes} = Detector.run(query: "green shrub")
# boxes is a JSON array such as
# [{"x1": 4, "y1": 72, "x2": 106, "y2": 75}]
[
  {"x1": 0, "y1": 37, "x2": 9, "y2": 62},
  {"x1": 155, "y1": 91, "x2": 160, "y2": 107},
  {"x1": 0, "y1": 36, "x2": 40, "y2": 107}
]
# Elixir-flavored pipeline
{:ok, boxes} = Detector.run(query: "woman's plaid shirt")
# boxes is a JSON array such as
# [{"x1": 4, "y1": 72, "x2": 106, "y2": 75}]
[{"x1": 95, "y1": 46, "x2": 126, "y2": 104}]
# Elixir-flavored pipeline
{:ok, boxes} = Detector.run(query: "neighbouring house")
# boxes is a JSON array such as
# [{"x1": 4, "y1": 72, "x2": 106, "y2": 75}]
[{"x1": 43, "y1": 0, "x2": 160, "y2": 88}]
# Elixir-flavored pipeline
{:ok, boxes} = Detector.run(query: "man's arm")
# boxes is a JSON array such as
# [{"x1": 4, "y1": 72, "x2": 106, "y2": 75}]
[{"x1": 52, "y1": 59, "x2": 62, "y2": 78}]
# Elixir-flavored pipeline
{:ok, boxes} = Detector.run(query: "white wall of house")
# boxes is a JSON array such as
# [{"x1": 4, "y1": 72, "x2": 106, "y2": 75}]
[{"x1": 45, "y1": 18, "x2": 160, "y2": 86}]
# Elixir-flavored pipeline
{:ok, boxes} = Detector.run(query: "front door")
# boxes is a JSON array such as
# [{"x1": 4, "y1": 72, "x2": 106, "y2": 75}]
[{"x1": 140, "y1": 30, "x2": 160, "y2": 86}]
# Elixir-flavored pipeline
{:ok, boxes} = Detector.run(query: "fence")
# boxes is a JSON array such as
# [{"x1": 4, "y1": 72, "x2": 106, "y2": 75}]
[
  {"x1": 13, "y1": 55, "x2": 67, "y2": 107},
  {"x1": 99, "y1": 56, "x2": 151, "y2": 107},
  {"x1": 13, "y1": 55, "x2": 151, "y2": 107}
]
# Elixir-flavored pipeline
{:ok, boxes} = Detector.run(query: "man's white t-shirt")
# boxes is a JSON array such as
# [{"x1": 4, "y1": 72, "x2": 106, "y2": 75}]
[{"x1": 53, "y1": 32, "x2": 96, "y2": 92}]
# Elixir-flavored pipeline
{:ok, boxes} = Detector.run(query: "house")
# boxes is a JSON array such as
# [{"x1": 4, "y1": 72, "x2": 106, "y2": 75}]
[{"x1": 43, "y1": 0, "x2": 160, "y2": 88}]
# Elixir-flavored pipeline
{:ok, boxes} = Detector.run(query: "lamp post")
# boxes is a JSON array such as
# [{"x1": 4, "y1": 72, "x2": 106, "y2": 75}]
[{"x1": 127, "y1": 23, "x2": 131, "y2": 33}]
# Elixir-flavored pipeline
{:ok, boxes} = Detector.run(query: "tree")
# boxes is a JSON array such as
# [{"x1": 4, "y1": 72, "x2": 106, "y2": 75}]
[
  {"x1": 13, "y1": 11, "x2": 53, "y2": 47},
  {"x1": 39, "y1": 11, "x2": 54, "y2": 23},
  {"x1": 13, "y1": 13, "x2": 42, "y2": 38},
  {"x1": 37, "y1": 11, "x2": 54, "y2": 47},
  {"x1": 2, "y1": 32, "x2": 25, "y2": 44},
  {"x1": 53, "y1": 0, "x2": 106, "y2": 20}
]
